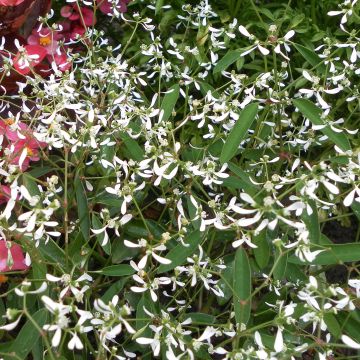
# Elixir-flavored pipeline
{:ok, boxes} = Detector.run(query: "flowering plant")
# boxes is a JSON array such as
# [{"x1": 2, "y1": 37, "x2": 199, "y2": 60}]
[{"x1": 0, "y1": 0, "x2": 360, "y2": 359}]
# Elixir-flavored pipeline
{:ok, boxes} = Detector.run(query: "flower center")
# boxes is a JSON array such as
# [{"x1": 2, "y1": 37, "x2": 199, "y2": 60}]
[
  {"x1": 26, "y1": 147, "x2": 34, "y2": 156},
  {"x1": 4, "y1": 118, "x2": 14, "y2": 126},
  {"x1": 39, "y1": 35, "x2": 52, "y2": 46}
]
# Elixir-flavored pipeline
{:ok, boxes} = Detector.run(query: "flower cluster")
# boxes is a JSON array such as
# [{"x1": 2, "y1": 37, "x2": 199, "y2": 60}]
[{"x1": 0, "y1": 0, "x2": 360, "y2": 359}]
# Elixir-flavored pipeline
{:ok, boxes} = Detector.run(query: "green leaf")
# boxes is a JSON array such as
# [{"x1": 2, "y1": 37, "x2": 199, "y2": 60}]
[
  {"x1": 199, "y1": 81, "x2": 220, "y2": 98},
  {"x1": 253, "y1": 231, "x2": 270, "y2": 269},
  {"x1": 217, "y1": 256, "x2": 234, "y2": 305},
  {"x1": 95, "y1": 193, "x2": 123, "y2": 208},
  {"x1": 101, "y1": 278, "x2": 128, "y2": 303},
  {"x1": 38, "y1": 238, "x2": 66, "y2": 268},
  {"x1": 302, "y1": 200, "x2": 320, "y2": 244},
  {"x1": 161, "y1": 84, "x2": 180, "y2": 122},
  {"x1": 351, "y1": 201, "x2": 360, "y2": 222},
  {"x1": 157, "y1": 230, "x2": 202, "y2": 273},
  {"x1": 220, "y1": 103, "x2": 259, "y2": 164},
  {"x1": 293, "y1": 43, "x2": 326, "y2": 72},
  {"x1": 28, "y1": 166, "x2": 53, "y2": 178},
  {"x1": 324, "y1": 313, "x2": 341, "y2": 338},
  {"x1": 9, "y1": 309, "x2": 47, "y2": 360},
  {"x1": 293, "y1": 99, "x2": 351, "y2": 151},
  {"x1": 337, "y1": 311, "x2": 360, "y2": 343},
  {"x1": 74, "y1": 175, "x2": 90, "y2": 241},
  {"x1": 228, "y1": 162, "x2": 259, "y2": 196},
  {"x1": 273, "y1": 247, "x2": 288, "y2": 281},
  {"x1": 95, "y1": 264, "x2": 135, "y2": 276},
  {"x1": 233, "y1": 248, "x2": 251, "y2": 325},
  {"x1": 213, "y1": 50, "x2": 241, "y2": 74},
  {"x1": 155, "y1": 0, "x2": 164, "y2": 14},
  {"x1": 289, "y1": 243, "x2": 360, "y2": 265},
  {"x1": 119, "y1": 132, "x2": 144, "y2": 161},
  {"x1": 22, "y1": 174, "x2": 41, "y2": 197},
  {"x1": 185, "y1": 313, "x2": 215, "y2": 325}
]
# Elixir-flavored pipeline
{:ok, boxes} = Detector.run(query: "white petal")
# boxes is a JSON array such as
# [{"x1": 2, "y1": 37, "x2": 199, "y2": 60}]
[
  {"x1": 136, "y1": 337, "x2": 154, "y2": 345},
  {"x1": 341, "y1": 335, "x2": 360, "y2": 349},
  {"x1": 0, "y1": 316, "x2": 22, "y2": 331},
  {"x1": 52, "y1": 328, "x2": 62, "y2": 347},
  {"x1": 274, "y1": 328, "x2": 284, "y2": 352},
  {"x1": 152, "y1": 252, "x2": 171, "y2": 265},
  {"x1": 344, "y1": 189, "x2": 356, "y2": 207},
  {"x1": 284, "y1": 30, "x2": 295, "y2": 40},
  {"x1": 238, "y1": 25, "x2": 251, "y2": 37},
  {"x1": 258, "y1": 45, "x2": 270, "y2": 55},
  {"x1": 138, "y1": 254, "x2": 148, "y2": 269}
]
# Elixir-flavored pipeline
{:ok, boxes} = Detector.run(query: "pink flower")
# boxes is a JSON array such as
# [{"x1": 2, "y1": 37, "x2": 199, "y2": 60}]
[
  {"x1": 61, "y1": 4, "x2": 96, "y2": 27},
  {"x1": 97, "y1": 0, "x2": 130, "y2": 15},
  {"x1": 10, "y1": 133, "x2": 46, "y2": 171},
  {"x1": 27, "y1": 27, "x2": 59, "y2": 55},
  {"x1": 0, "y1": 240, "x2": 28, "y2": 272},
  {"x1": 0, "y1": 185, "x2": 11, "y2": 205},
  {"x1": 52, "y1": 52, "x2": 72, "y2": 71},
  {"x1": 27, "y1": 27, "x2": 72, "y2": 72},
  {"x1": 0, "y1": 0, "x2": 25, "y2": 5},
  {"x1": 0, "y1": 119, "x2": 46, "y2": 171},
  {"x1": 0, "y1": 118, "x2": 28, "y2": 141},
  {"x1": 13, "y1": 45, "x2": 48, "y2": 75}
]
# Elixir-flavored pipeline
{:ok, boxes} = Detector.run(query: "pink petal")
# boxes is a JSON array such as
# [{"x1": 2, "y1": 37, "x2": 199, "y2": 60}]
[{"x1": 0, "y1": 240, "x2": 29, "y2": 272}]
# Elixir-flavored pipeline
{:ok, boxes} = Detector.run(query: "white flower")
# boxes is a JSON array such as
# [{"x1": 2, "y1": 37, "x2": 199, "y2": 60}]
[
  {"x1": 238, "y1": 25, "x2": 270, "y2": 56},
  {"x1": 124, "y1": 239, "x2": 171, "y2": 269}
]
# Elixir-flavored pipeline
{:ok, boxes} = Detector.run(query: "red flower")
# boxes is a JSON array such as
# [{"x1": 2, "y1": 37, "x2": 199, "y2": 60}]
[
  {"x1": 0, "y1": 0, "x2": 25, "y2": 6},
  {"x1": 0, "y1": 185, "x2": 11, "y2": 205},
  {"x1": 61, "y1": 4, "x2": 96, "y2": 27},
  {"x1": 0, "y1": 240, "x2": 29, "y2": 272},
  {"x1": 97, "y1": 0, "x2": 130, "y2": 15},
  {"x1": 13, "y1": 44, "x2": 47, "y2": 75},
  {"x1": 27, "y1": 27, "x2": 59, "y2": 55},
  {"x1": 0, "y1": 118, "x2": 46, "y2": 171}
]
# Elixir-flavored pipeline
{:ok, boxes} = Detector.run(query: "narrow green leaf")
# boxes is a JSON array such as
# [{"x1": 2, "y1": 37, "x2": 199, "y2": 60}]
[
  {"x1": 22, "y1": 173, "x2": 41, "y2": 197},
  {"x1": 228, "y1": 162, "x2": 259, "y2": 196},
  {"x1": 293, "y1": 43, "x2": 326, "y2": 72},
  {"x1": 220, "y1": 103, "x2": 258, "y2": 164},
  {"x1": 253, "y1": 231, "x2": 270, "y2": 269},
  {"x1": 302, "y1": 200, "x2": 320, "y2": 244},
  {"x1": 9, "y1": 309, "x2": 47, "y2": 359},
  {"x1": 199, "y1": 81, "x2": 220, "y2": 98},
  {"x1": 351, "y1": 201, "x2": 360, "y2": 222},
  {"x1": 95, "y1": 264, "x2": 135, "y2": 276},
  {"x1": 119, "y1": 132, "x2": 144, "y2": 161},
  {"x1": 337, "y1": 312, "x2": 360, "y2": 343},
  {"x1": 38, "y1": 238, "x2": 66, "y2": 268},
  {"x1": 102, "y1": 278, "x2": 128, "y2": 303},
  {"x1": 217, "y1": 256, "x2": 234, "y2": 305},
  {"x1": 75, "y1": 175, "x2": 90, "y2": 241},
  {"x1": 289, "y1": 243, "x2": 360, "y2": 265},
  {"x1": 324, "y1": 313, "x2": 341, "y2": 338},
  {"x1": 161, "y1": 84, "x2": 180, "y2": 122},
  {"x1": 273, "y1": 247, "x2": 288, "y2": 281},
  {"x1": 157, "y1": 230, "x2": 202, "y2": 273},
  {"x1": 233, "y1": 248, "x2": 251, "y2": 325},
  {"x1": 155, "y1": 0, "x2": 164, "y2": 14},
  {"x1": 185, "y1": 313, "x2": 216, "y2": 325},
  {"x1": 28, "y1": 166, "x2": 53, "y2": 178},
  {"x1": 213, "y1": 50, "x2": 241, "y2": 74},
  {"x1": 293, "y1": 99, "x2": 351, "y2": 151}
]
